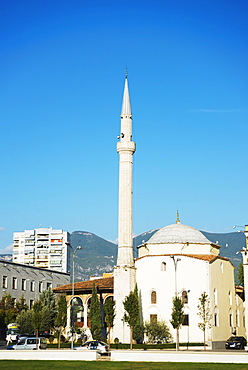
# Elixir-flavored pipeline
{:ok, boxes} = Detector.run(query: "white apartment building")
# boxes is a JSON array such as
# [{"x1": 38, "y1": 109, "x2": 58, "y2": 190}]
[{"x1": 13, "y1": 228, "x2": 70, "y2": 273}]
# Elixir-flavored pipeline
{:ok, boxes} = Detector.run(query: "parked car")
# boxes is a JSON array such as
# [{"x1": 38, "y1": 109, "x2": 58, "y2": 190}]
[
  {"x1": 225, "y1": 336, "x2": 247, "y2": 349},
  {"x1": 74, "y1": 340, "x2": 109, "y2": 354},
  {"x1": 7, "y1": 337, "x2": 47, "y2": 350}
]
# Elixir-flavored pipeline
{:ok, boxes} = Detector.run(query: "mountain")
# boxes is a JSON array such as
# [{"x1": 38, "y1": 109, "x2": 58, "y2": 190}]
[
  {"x1": 1, "y1": 229, "x2": 245, "y2": 282},
  {"x1": 72, "y1": 229, "x2": 246, "y2": 281},
  {"x1": 70, "y1": 231, "x2": 117, "y2": 281},
  {"x1": 201, "y1": 231, "x2": 245, "y2": 268}
]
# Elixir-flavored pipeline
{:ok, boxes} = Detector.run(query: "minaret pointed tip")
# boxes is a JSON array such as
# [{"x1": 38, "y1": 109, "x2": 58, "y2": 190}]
[
  {"x1": 121, "y1": 71, "x2": 132, "y2": 115},
  {"x1": 176, "y1": 210, "x2": 180, "y2": 224}
]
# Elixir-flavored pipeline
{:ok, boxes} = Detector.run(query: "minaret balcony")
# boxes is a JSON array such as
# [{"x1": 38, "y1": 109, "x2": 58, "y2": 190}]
[{"x1": 117, "y1": 141, "x2": 136, "y2": 154}]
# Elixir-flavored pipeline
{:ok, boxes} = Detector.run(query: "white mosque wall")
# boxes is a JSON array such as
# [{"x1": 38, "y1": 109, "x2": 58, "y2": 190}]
[
  {"x1": 135, "y1": 254, "x2": 245, "y2": 345},
  {"x1": 136, "y1": 255, "x2": 209, "y2": 343}
]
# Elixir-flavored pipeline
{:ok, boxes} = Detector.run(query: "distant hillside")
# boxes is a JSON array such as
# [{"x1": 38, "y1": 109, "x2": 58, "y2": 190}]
[
  {"x1": 201, "y1": 231, "x2": 245, "y2": 268},
  {"x1": 1, "y1": 229, "x2": 245, "y2": 282},
  {"x1": 70, "y1": 231, "x2": 117, "y2": 281}
]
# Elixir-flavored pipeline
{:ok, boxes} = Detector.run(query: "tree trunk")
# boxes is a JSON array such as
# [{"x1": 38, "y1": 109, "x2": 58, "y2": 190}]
[
  {"x1": 35, "y1": 329, "x2": 39, "y2": 350},
  {"x1": 58, "y1": 329, "x2": 61, "y2": 349},
  {"x1": 130, "y1": 327, "x2": 133, "y2": 350},
  {"x1": 176, "y1": 328, "x2": 179, "y2": 351},
  {"x1": 204, "y1": 329, "x2": 206, "y2": 351},
  {"x1": 108, "y1": 324, "x2": 111, "y2": 356}
]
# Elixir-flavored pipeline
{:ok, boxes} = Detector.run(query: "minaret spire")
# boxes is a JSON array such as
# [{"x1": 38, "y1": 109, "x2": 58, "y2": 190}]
[
  {"x1": 116, "y1": 73, "x2": 136, "y2": 266},
  {"x1": 113, "y1": 73, "x2": 136, "y2": 342},
  {"x1": 121, "y1": 73, "x2": 132, "y2": 116}
]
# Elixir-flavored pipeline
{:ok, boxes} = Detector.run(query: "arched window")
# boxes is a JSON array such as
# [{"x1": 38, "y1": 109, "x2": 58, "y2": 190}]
[
  {"x1": 229, "y1": 309, "x2": 233, "y2": 327},
  {"x1": 214, "y1": 307, "x2": 218, "y2": 327},
  {"x1": 214, "y1": 288, "x2": 218, "y2": 305},
  {"x1": 229, "y1": 291, "x2": 232, "y2": 306},
  {"x1": 151, "y1": 291, "x2": 157, "y2": 304},
  {"x1": 161, "y1": 262, "x2": 166, "y2": 271},
  {"x1": 104, "y1": 295, "x2": 114, "y2": 304},
  {"x1": 87, "y1": 297, "x2": 92, "y2": 314},
  {"x1": 182, "y1": 290, "x2": 188, "y2": 304},
  {"x1": 220, "y1": 262, "x2": 224, "y2": 273},
  {"x1": 71, "y1": 297, "x2": 84, "y2": 326},
  {"x1": 236, "y1": 310, "x2": 240, "y2": 327}
]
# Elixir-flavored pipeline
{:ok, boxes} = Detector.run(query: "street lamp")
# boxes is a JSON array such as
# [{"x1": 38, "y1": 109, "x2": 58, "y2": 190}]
[
  {"x1": 66, "y1": 243, "x2": 82, "y2": 350},
  {"x1": 170, "y1": 255, "x2": 181, "y2": 296}
]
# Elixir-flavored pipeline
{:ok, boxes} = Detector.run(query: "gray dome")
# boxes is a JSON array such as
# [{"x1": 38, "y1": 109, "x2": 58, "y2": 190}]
[{"x1": 147, "y1": 223, "x2": 212, "y2": 244}]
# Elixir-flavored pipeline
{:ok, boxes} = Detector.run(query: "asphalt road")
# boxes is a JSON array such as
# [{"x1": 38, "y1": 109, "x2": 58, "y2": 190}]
[
  {"x1": 0, "y1": 340, "x2": 7, "y2": 350},
  {"x1": 0, "y1": 339, "x2": 247, "y2": 353}
]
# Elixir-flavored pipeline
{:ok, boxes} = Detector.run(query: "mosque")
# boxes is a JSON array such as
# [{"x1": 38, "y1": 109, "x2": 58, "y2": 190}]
[{"x1": 54, "y1": 75, "x2": 245, "y2": 349}]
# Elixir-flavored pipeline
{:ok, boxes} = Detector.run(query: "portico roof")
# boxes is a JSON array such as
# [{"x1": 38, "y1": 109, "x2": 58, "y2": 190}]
[{"x1": 53, "y1": 276, "x2": 114, "y2": 294}]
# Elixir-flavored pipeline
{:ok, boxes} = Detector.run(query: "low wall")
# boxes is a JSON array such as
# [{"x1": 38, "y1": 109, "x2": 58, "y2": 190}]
[
  {"x1": 0, "y1": 349, "x2": 100, "y2": 361},
  {"x1": 111, "y1": 350, "x2": 248, "y2": 363}
]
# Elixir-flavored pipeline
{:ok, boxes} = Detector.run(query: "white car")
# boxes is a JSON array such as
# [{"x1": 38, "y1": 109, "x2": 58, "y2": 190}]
[
  {"x1": 74, "y1": 340, "x2": 109, "y2": 354},
  {"x1": 7, "y1": 337, "x2": 47, "y2": 350}
]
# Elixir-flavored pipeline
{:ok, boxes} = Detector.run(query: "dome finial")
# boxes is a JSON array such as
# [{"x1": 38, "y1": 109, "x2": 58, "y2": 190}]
[{"x1": 176, "y1": 210, "x2": 180, "y2": 224}]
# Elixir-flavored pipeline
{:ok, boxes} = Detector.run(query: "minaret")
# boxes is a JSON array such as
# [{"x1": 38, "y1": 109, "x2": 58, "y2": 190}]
[{"x1": 113, "y1": 73, "x2": 136, "y2": 342}]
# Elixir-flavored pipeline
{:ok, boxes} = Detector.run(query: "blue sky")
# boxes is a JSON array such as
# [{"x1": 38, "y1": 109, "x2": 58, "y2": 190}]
[{"x1": 1, "y1": 0, "x2": 248, "y2": 252}]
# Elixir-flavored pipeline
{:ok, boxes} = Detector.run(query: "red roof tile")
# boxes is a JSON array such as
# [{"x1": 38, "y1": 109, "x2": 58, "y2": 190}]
[{"x1": 53, "y1": 276, "x2": 114, "y2": 293}]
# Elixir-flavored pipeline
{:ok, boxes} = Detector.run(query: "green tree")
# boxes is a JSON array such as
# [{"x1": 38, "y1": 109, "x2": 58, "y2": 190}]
[
  {"x1": 39, "y1": 287, "x2": 57, "y2": 331},
  {"x1": 33, "y1": 300, "x2": 50, "y2": 349},
  {"x1": 16, "y1": 295, "x2": 28, "y2": 313},
  {"x1": 89, "y1": 283, "x2": 102, "y2": 340},
  {"x1": 16, "y1": 309, "x2": 35, "y2": 335},
  {"x1": 144, "y1": 320, "x2": 172, "y2": 344},
  {"x1": 197, "y1": 292, "x2": 212, "y2": 351},
  {"x1": 54, "y1": 294, "x2": 67, "y2": 349},
  {"x1": 0, "y1": 293, "x2": 18, "y2": 326},
  {"x1": 123, "y1": 284, "x2": 142, "y2": 349},
  {"x1": 104, "y1": 297, "x2": 115, "y2": 348},
  {"x1": 170, "y1": 296, "x2": 184, "y2": 351},
  {"x1": 236, "y1": 263, "x2": 244, "y2": 287}
]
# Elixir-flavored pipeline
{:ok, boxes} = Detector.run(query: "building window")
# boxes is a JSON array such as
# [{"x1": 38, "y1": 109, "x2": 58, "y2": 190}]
[
  {"x1": 229, "y1": 309, "x2": 233, "y2": 327},
  {"x1": 150, "y1": 314, "x2": 157, "y2": 323},
  {"x1": 243, "y1": 310, "x2": 245, "y2": 327},
  {"x1": 21, "y1": 279, "x2": 26, "y2": 291},
  {"x1": 151, "y1": 291, "x2": 157, "y2": 304},
  {"x1": 30, "y1": 300, "x2": 34, "y2": 309},
  {"x1": 182, "y1": 314, "x2": 189, "y2": 326},
  {"x1": 229, "y1": 291, "x2": 232, "y2": 306},
  {"x1": 220, "y1": 262, "x2": 223, "y2": 273},
  {"x1": 236, "y1": 295, "x2": 239, "y2": 307},
  {"x1": 214, "y1": 307, "x2": 218, "y2": 327},
  {"x1": 47, "y1": 282, "x2": 52, "y2": 290},
  {"x1": 39, "y1": 281, "x2": 43, "y2": 293},
  {"x1": 182, "y1": 290, "x2": 188, "y2": 304},
  {"x1": 30, "y1": 280, "x2": 35, "y2": 292},
  {"x1": 236, "y1": 310, "x2": 240, "y2": 327},
  {"x1": 12, "y1": 277, "x2": 17, "y2": 290},
  {"x1": 214, "y1": 288, "x2": 218, "y2": 305},
  {"x1": 2, "y1": 276, "x2": 7, "y2": 289},
  {"x1": 161, "y1": 262, "x2": 166, "y2": 271}
]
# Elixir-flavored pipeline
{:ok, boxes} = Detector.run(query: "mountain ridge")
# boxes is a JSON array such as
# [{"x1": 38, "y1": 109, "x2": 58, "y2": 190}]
[{"x1": 1, "y1": 229, "x2": 245, "y2": 282}]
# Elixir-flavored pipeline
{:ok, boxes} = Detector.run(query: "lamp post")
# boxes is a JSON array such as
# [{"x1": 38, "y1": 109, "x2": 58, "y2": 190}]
[
  {"x1": 186, "y1": 290, "x2": 190, "y2": 350},
  {"x1": 66, "y1": 243, "x2": 82, "y2": 350},
  {"x1": 170, "y1": 255, "x2": 181, "y2": 296}
]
